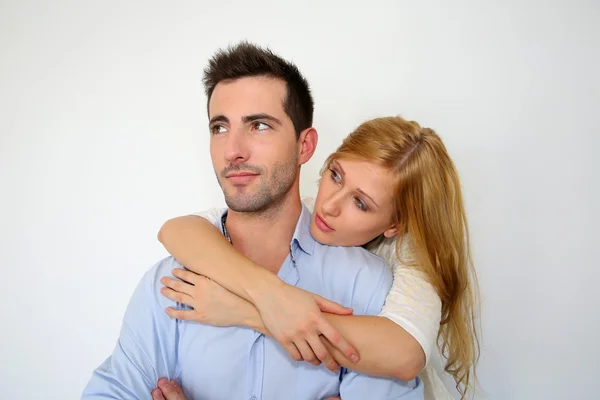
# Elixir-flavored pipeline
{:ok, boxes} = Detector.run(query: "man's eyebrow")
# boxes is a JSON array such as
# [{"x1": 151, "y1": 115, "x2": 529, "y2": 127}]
[
  {"x1": 209, "y1": 115, "x2": 229, "y2": 125},
  {"x1": 242, "y1": 114, "x2": 283, "y2": 125}
]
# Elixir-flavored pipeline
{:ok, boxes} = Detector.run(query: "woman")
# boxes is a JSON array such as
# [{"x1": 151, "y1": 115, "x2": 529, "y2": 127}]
[{"x1": 155, "y1": 116, "x2": 480, "y2": 399}]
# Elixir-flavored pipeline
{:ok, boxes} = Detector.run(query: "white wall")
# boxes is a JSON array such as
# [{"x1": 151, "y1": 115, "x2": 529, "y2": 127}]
[{"x1": 1, "y1": 1, "x2": 599, "y2": 399}]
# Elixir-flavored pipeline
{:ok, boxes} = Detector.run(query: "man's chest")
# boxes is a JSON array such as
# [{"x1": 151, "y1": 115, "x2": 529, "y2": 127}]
[{"x1": 177, "y1": 325, "x2": 340, "y2": 400}]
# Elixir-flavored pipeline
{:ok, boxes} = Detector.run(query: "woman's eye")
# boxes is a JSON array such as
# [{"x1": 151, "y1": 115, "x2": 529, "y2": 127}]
[
  {"x1": 252, "y1": 122, "x2": 270, "y2": 131},
  {"x1": 329, "y1": 169, "x2": 341, "y2": 183},
  {"x1": 211, "y1": 125, "x2": 227, "y2": 135},
  {"x1": 354, "y1": 198, "x2": 367, "y2": 211}
]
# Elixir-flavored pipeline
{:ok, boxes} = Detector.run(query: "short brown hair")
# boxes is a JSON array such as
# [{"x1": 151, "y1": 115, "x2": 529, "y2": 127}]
[{"x1": 203, "y1": 42, "x2": 314, "y2": 138}]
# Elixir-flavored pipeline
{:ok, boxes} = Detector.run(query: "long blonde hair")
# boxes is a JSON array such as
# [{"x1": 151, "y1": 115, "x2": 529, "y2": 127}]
[{"x1": 324, "y1": 116, "x2": 480, "y2": 398}]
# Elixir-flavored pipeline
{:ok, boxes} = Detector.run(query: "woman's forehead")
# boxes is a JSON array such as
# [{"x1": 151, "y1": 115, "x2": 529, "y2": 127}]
[{"x1": 334, "y1": 158, "x2": 395, "y2": 203}]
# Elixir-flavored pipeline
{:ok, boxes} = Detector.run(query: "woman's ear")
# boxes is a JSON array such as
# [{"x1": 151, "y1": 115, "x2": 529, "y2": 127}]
[
  {"x1": 383, "y1": 224, "x2": 401, "y2": 238},
  {"x1": 297, "y1": 127, "x2": 318, "y2": 165}
]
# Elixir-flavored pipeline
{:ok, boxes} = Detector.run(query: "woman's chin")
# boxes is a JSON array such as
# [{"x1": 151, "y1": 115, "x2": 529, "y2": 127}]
[{"x1": 309, "y1": 224, "x2": 335, "y2": 245}]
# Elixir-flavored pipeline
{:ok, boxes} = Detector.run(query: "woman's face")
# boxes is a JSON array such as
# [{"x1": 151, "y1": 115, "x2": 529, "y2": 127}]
[{"x1": 310, "y1": 158, "x2": 400, "y2": 246}]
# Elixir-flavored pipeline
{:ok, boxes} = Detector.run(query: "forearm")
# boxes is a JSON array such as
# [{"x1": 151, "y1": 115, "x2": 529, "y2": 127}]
[
  {"x1": 238, "y1": 299, "x2": 270, "y2": 336},
  {"x1": 158, "y1": 216, "x2": 280, "y2": 302},
  {"x1": 323, "y1": 314, "x2": 425, "y2": 380}
]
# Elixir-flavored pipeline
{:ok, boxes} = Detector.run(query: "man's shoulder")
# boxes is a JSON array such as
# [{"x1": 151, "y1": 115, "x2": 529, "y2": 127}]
[
  {"x1": 310, "y1": 244, "x2": 392, "y2": 315},
  {"x1": 317, "y1": 243, "x2": 389, "y2": 275},
  {"x1": 143, "y1": 256, "x2": 184, "y2": 281},
  {"x1": 119, "y1": 256, "x2": 183, "y2": 331},
  {"x1": 134, "y1": 256, "x2": 184, "y2": 304}
]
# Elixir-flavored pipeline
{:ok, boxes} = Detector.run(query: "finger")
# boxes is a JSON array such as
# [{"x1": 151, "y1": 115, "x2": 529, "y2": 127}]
[
  {"x1": 170, "y1": 379, "x2": 183, "y2": 396},
  {"x1": 151, "y1": 388, "x2": 165, "y2": 400},
  {"x1": 161, "y1": 287, "x2": 194, "y2": 305},
  {"x1": 166, "y1": 307, "x2": 196, "y2": 321},
  {"x1": 283, "y1": 342, "x2": 303, "y2": 362},
  {"x1": 170, "y1": 379, "x2": 185, "y2": 397},
  {"x1": 307, "y1": 335, "x2": 338, "y2": 372},
  {"x1": 314, "y1": 295, "x2": 353, "y2": 315},
  {"x1": 324, "y1": 397, "x2": 341, "y2": 400},
  {"x1": 157, "y1": 377, "x2": 169, "y2": 389},
  {"x1": 161, "y1": 276, "x2": 193, "y2": 295},
  {"x1": 295, "y1": 340, "x2": 320, "y2": 366},
  {"x1": 320, "y1": 323, "x2": 359, "y2": 363},
  {"x1": 159, "y1": 378, "x2": 185, "y2": 400},
  {"x1": 172, "y1": 268, "x2": 199, "y2": 285}
]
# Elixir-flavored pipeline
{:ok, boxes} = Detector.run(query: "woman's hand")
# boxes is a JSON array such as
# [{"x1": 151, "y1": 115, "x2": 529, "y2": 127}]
[
  {"x1": 161, "y1": 268, "x2": 360, "y2": 372},
  {"x1": 252, "y1": 281, "x2": 360, "y2": 371},
  {"x1": 161, "y1": 268, "x2": 256, "y2": 327}
]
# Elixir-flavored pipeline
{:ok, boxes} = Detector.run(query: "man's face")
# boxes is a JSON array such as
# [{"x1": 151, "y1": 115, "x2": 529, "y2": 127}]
[{"x1": 208, "y1": 76, "x2": 300, "y2": 213}]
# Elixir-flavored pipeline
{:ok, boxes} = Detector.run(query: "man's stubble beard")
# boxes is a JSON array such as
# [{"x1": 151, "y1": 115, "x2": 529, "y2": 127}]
[{"x1": 219, "y1": 155, "x2": 299, "y2": 218}]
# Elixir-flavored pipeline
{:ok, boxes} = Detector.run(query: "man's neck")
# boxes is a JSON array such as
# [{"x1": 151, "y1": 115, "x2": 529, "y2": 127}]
[{"x1": 225, "y1": 194, "x2": 302, "y2": 275}]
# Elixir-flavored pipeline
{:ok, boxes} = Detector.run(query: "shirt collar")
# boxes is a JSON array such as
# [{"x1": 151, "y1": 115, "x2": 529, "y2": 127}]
[
  {"x1": 291, "y1": 204, "x2": 316, "y2": 256},
  {"x1": 219, "y1": 204, "x2": 316, "y2": 256}
]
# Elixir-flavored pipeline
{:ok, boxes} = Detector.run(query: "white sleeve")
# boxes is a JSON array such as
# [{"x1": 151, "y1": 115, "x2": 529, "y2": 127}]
[
  {"x1": 301, "y1": 196, "x2": 315, "y2": 212},
  {"x1": 190, "y1": 207, "x2": 227, "y2": 225},
  {"x1": 374, "y1": 237, "x2": 441, "y2": 366}
]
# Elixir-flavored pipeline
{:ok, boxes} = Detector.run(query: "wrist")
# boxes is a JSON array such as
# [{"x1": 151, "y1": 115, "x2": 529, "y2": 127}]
[
  {"x1": 241, "y1": 303, "x2": 271, "y2": 336},
  {"x1": 245, "y1": 271, "x2": 285, "y2": 306},
  {"x1": 243, "y1": 313, "x2": 268, "y2": 335}
]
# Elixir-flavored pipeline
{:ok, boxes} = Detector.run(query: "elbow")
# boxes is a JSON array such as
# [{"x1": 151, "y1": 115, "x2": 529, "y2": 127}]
[
  {"x1": 392, "y1": 350, "x2": 426, "y2": 381},
  {"x1": 394, "y1": 363, "x2": 422, "y2": 381},
  {"x1": 157, "y1": 219, "x2": 176, "y2": 245},
  {"x1": 157, "y1": 225, "x2": 164, "y2": 244}
]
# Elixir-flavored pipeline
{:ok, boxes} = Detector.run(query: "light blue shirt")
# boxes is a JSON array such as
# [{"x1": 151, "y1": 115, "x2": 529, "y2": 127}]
[{"x1": 82, "y1": 206, "x2": 423, "y2": 399}]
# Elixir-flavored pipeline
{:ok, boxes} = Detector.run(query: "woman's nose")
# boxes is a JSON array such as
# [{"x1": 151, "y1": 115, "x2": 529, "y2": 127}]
[{"x1": 321, "y1": 193, "x2": 341, "y2": 218}]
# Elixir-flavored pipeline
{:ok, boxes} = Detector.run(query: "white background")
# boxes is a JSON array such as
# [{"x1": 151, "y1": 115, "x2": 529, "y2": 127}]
[{"x1": 1, "y1": 1, "x2": 599, "y2": 399}]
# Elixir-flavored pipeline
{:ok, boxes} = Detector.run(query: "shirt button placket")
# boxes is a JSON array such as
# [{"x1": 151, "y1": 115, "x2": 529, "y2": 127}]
[{"x1": 246, "y1": 330, "x2": 264, "y2": 400}]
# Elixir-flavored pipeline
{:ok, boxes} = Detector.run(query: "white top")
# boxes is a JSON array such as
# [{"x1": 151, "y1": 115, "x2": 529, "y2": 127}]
[
  {"x1": 366, "y1": 227, "x2": 453, "y2": 400},
  {"x1": 193, "y1": 199, "x2": 453, "y2": 399}
]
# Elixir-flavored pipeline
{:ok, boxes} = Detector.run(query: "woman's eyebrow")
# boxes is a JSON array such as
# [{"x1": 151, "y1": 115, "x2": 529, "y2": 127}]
[
  {"x1": 334, "y1": 160, "x2": 380, "y2": 209},
  {"x1": 356, "y1": 188, "x2": 379, "y2": 209}
]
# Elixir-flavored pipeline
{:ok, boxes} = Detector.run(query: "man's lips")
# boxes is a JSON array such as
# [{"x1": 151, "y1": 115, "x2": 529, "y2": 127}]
[
  {"x1": 225, "y1": 172, "x2": 259, "y2": 185},
  {"x1": 315, "y1": 213, "x2": 334, "y2": 232}
]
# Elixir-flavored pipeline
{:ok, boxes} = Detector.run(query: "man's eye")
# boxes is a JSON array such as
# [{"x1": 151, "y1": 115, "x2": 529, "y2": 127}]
[
  {"x1": 252, "y1": 122, "x2": 270, "y2": 131},
  {"x1": 211, "y1": 125, "x2": 227, "y2": 135}
]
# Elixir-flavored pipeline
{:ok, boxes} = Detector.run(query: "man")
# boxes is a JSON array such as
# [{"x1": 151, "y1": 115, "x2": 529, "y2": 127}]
[{"x1": 82, "y1": 42, "x2": 423, "y2": 399}]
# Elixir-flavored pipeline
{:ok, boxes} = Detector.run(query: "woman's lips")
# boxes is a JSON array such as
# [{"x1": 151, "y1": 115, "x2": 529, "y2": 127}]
[{"x1": 315, "y1": 213, "x2": 334, "y2": 233}]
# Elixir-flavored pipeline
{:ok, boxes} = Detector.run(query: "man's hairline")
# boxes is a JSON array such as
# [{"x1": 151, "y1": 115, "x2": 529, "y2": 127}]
[{"x1": 206, "y1": 74, "x2": 289, "y2": 105}]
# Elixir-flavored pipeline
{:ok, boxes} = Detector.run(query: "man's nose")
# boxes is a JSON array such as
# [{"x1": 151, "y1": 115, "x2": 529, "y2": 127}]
[{"x1": 224, "y1": 130, "x2": 249, "y2": 164}]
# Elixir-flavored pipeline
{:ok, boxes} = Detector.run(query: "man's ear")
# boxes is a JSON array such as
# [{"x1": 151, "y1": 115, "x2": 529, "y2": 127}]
[{"x1": 297, "y1": 127, "x2": 318, "y2": 165}]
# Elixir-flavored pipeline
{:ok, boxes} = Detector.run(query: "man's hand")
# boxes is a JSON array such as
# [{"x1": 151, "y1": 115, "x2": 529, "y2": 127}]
[{"x1": 151, "y1": 378, "x2": 186, "y2": 400}]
